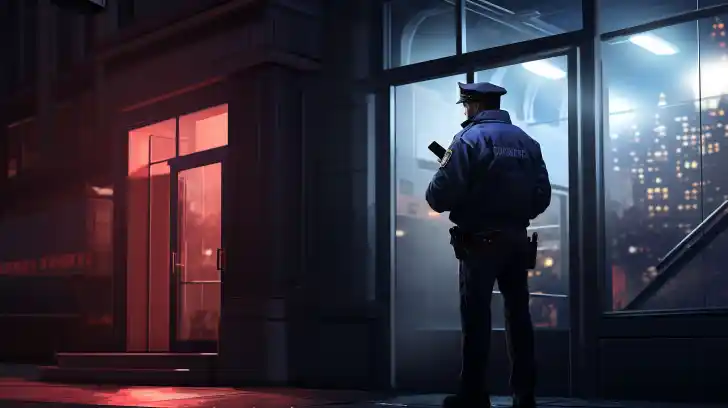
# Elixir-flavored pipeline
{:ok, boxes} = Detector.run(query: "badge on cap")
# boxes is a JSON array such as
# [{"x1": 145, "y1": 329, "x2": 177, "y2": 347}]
[{"x1": 440, "y1": 149, "x2": 453, "y2": 168}]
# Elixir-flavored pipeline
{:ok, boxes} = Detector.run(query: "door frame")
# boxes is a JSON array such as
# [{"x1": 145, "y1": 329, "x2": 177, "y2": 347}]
[
  {"x1": 168, "y1": 145, "x2": 228, "y2": 353},
  {"x1": 114, "y1": 83, "x2": 230, "y2": 353}
]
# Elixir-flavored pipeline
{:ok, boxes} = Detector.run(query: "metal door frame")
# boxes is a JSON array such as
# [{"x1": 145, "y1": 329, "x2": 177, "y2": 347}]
[{"x1": 168, "y1": 146, "x2": 227, "y2": 353}]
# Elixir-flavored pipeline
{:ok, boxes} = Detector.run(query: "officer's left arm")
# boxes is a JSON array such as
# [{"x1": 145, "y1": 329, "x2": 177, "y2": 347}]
[
  {"x1": 425, "y1": 138, "x2": 475, "y2": 213},
  {"x1": 531, "y1": 143, "x2": 552, "y2": 218}
]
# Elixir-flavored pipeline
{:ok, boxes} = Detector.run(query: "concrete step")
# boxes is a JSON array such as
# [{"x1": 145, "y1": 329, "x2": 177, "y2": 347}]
[
  {"x1": 38, "y1": 366, "x2": 213, "y2": 386},
  {"x1": 55, "y1": 352, "x2": 217, "y2": 370}
]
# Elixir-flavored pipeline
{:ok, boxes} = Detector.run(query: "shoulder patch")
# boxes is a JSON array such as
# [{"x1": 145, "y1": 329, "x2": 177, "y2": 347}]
[{"x1": 440, "y1": 149, "x2": 453, "y2": 168}]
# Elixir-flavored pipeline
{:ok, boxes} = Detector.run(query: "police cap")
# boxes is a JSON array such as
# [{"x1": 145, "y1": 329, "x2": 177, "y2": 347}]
[{"x1": 456, "y1": 82, "x2": 507, "y2": 104}]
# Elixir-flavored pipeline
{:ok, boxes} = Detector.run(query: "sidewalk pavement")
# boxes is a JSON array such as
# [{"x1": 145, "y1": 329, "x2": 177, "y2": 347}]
[{"x1": 0, "y1": 377, "x2": 727, "y2": 408}]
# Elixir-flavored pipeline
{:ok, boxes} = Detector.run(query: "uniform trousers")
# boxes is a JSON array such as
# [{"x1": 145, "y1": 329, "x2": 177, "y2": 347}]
[{"x1": 457, "y1": 230, "x2": 537, "y2": 399}]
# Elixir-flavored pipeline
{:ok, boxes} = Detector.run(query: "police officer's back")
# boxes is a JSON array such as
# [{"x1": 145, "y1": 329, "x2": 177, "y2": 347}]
[{"x1": 425, "y1": 82, "x2": 551, "y2": 408}]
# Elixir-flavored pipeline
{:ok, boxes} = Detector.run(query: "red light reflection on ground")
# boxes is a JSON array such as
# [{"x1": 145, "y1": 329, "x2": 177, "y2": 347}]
[
  {"x1": 0, "y1": 381, "x2": 243, "y2": 407},
  {"x1": 0, "y1": 380, "x2": 373, "y2": 407},
  {"x1": 104, "y1": 387, "x2": 243, "y2": 406}
]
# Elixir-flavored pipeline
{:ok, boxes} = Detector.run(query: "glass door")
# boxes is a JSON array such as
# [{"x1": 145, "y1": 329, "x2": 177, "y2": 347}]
[
  {"x1": 169, "y1": 149, "x2": 225, "y2": 353},
  {"x1": 391, "y1": 54, "x2": 573, "y2": 395}
]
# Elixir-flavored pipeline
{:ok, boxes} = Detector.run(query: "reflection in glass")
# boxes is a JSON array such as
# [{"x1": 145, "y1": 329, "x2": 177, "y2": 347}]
[
  {"x1": 179, "y1": 105, "x2": 228, "y2": 156},
  {"x1": 387, "y1": 0, "x2": 456, "y2": 67},
  {"x1": 126, "y1": 127, "x2": 153, "y2": 351},
  {"x1": 127, "y1": 120, "x2": 176, "y2": 351},
  {"x1": 175, "y1": 163, "x2": 222, "y2": 342},
  {"x1": 475, "y1": 56, "x2": 570, "y2": 329},
  {"x1": 635, "y1": 221, "x2": 728, "y2": 310},
  {"x1": 603, "y1": 15, "x2": 728, "y2": 311},
  {"x1": 149, "y1": 162, "x2": 171, "y2": 351},
  {"x1": 394, "y1": 74, "x2": 464, "y2": 337},
  {"x1": 465, "y1": 0, "x2": 582, "y2": 53},
  {"x1": 393, "y1": 74, "x2": 463, "y2": 382}
]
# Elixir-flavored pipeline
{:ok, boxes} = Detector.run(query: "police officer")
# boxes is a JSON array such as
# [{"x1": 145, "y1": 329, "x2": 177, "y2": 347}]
[{"x1": 426, "y1": 82, "x2": 551, "y2": 408}]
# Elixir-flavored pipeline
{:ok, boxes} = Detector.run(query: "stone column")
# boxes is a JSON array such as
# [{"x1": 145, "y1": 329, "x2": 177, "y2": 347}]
[
  {"x1": 218, "y1": 0, "x2": 380, "y2": 388},
  {"x1": 285, "y1": 0, "x2": 382, "y2": 388},
  {"x1": 218, "y1": 64, "x2": 305, "y2": 384}
]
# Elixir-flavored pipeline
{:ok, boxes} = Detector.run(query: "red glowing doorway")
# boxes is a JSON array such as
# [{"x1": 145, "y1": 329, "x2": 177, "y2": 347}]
[
  {"x1": 169, "y1": 151, "x2": 225, "y2": 353},
  {"x1": 126, "y1": 104, "x2": 228, "y2": 353}
]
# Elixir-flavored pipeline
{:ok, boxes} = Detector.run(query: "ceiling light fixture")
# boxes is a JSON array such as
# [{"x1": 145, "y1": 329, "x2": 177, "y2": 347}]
[
  {"x1": 628, "y1": 33, "x2": 679, "y2": 55},
  {"x1": 521, "y1": 60, "x2": 567, "y2": 80}
]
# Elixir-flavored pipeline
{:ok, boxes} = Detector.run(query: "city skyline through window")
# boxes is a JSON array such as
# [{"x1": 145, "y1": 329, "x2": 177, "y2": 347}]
[{"x1": 604, "y1": 15, "x2": 728, "y2": 311}]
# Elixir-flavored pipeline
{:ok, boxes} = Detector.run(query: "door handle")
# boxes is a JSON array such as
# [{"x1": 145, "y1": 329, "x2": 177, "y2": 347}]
[
  {"x1": 172, "y1": 252, "x2": 184, "y2": 269},
  {"x1": 216, "y1": 248, "x2": 224, "y2": 271}
]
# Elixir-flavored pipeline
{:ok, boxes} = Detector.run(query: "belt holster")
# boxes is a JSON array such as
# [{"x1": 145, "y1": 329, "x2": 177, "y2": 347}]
[
  {"x1": 526, "y1": 232, "x2": 538, "y2": 269},
  {"x1": 449, "y1": 227, "x2": 467, "y2": 260}
]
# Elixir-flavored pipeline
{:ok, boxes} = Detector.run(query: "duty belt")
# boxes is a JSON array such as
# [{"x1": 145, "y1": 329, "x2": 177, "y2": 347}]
[
  {"x1": 448, "y1": 226, "x2": 502, "y2": 260},
  {"x1": 448, "y1": 226, "x2": 538, "y2": 269}
]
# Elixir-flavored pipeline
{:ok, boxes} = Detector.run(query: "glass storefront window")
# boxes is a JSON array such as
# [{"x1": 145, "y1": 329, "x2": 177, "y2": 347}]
[
  {"x1": 394, "y1": 74, "x2": 465, "y2": 333},
  {"x1": 179, "y1": 105, "x2": 229, "y2": 156},
  {"x1": 393, "y1": 60, "x2": 571, "y2": 383},
  {"x1": 603, "y1": 14, "x2": 728, "y2": 311},
  {"x1": 600, "y1": 0, "x2": 728, "y2": 33},
  {"x1": 465, "y1": 0, "x2": 582, "y2": 53},
  {"x1": 475, "y1": 56, "x2": 570, "y2": 329},
  {"x1": 128, "y1": 118, "x2": 177, "y2": 173},
  {"x1": 148, "y1": 161, "x2": 171, "y2": 350},
  {"x1": 393, "y1": 74, "x2": 465, "y2": 384},
  {"x1": 127, "y1": 119, "x2": 174, "y2": 350},
  {"x1": 125, "y1": 104, "x2": 228, "y2": 350},
  {"x1": 387, "y1": 0, "x2": 457, "y2": 67},
  {"x1": 386, "y1": 0, "x2": 583, "y2": 66}
]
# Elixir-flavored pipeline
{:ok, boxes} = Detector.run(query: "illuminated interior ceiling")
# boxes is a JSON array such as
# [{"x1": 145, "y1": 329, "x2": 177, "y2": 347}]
[
  {"x1": 427, "y1": 0, "x2": 727, "y2": 113},
  {"x1": 463, "y1": 0, "x2": 712, "y2": 33},
  {"x1": 460, "y1": 0, "x2": 568, "y2": 38}
]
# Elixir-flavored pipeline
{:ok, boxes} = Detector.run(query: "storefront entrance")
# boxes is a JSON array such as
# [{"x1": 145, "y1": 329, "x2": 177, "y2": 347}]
[
  {"x1": 125, "y1": 104, "x2": 228, "y2": 354},
  {"x1": 169, "y1": 150, "x2": 225, "y2": 352}
]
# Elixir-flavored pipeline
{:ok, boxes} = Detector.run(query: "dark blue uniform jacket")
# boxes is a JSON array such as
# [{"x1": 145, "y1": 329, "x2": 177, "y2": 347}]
[{"x1": 425, "y1": 110, "x2": 551, "y2": 232}]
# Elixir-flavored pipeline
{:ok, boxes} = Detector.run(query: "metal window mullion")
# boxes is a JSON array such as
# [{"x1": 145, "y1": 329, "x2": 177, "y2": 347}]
[
  {"x1": 145, "y1": 134, "x2": 153, "y2": 352},
  {"x1": 377, "y1": 31, "x2": 580, "y2": 88},
  {"x1": 456, "y1": 0, "x2": 465, "y2": 55},
  {"x1": 374, "y1": 83, "x2": 395, "y2": 388},
  {"x1": 571, "y1": 0, "x2": 601, "y2": 399},
  {"x1": 175, "y1": 116, "x2": 180, "y2": 157},
  {"x1": 375, "y1": 0, "x2": 387, "y2": 72},
  {"x1": 601, "y1": 3, "x2": 728, "y2": 41},
  {"x1": 464, "y1": 0, "x2": 473, "y2": 84}
]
